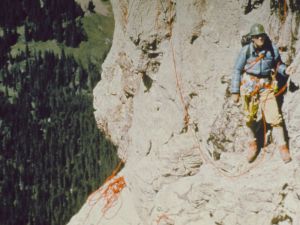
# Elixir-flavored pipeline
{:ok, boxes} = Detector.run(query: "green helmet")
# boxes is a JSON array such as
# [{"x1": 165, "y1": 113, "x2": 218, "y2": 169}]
[{"x1": 249, "y1": 23, "x2": 266, "y2": 36}]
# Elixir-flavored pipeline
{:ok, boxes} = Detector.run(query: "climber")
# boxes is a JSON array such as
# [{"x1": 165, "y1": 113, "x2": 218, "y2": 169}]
[{"x1": 231, "y1": 23, "x2": 295, "y2": 163}]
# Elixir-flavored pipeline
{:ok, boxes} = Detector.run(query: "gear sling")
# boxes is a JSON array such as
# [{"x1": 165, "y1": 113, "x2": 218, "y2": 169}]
[{"x1": 240, "y1": 44, "x2": 280, "y2": 125}]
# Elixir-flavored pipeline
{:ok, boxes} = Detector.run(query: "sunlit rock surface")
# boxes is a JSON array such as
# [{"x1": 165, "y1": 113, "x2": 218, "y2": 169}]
[{"x1": 68, "y1": 0, "x2": 300, "y2": 224}]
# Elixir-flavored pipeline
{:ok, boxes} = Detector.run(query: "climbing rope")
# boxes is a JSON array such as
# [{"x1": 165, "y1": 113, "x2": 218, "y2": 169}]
[
  {"x1": 191, "y1": 124, "x2": 270, "y2": 179},
  {"x1": 279, "y1": 0, "x2": 288, "y2": 20},
  {"x1": 156, "y1": 213, "x2": 175, "y2": 225},
  {"x1": 165, "y1": 0, "x2": 290, "y2": 179},
  {"x1": 192, "y1": 69, "x2": 289, "y2": 179},
  {"x1": 284, "y1": 0, "x2": 287, "y2": 18},
  {"x1": 170, "y1": 40, "x2": 190, "y2": 128},
  {"x1": 85, "y1": 1, "x2": 290, "y2": 222},
  {"x1": 83, "y1": 160, "x2": 126, "y2": 224},
  {"x1": 167, "y1": 0, "x2": 190, "y2": 129},
  {"x1": 83, "y1": 0, "x2": 148, "y2": 219}
]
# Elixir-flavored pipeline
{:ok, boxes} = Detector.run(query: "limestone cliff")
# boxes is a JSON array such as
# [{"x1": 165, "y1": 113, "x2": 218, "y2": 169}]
[{"x1": 68, "y1": 0, "x2": 300, "y2": 224}]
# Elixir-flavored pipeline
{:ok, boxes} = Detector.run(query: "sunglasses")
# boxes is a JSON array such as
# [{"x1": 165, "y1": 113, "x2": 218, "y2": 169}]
[{"x1": 252, "y1": 34, "x2": 265, "y2": 39}]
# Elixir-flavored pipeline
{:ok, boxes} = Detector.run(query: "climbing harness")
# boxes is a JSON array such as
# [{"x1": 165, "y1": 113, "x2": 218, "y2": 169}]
[
  {"x1": 241, "y1": 75, "x2": 271, "y2": 95},
  {"x1": 86, "y1": 0, "x2": 289, "y2": 223},
  {"x1": 164, "y1": 0, "x2": 290, "y2": 180}
]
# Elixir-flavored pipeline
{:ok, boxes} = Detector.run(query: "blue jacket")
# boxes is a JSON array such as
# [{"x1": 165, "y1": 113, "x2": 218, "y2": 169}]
[{"x1": 231, "y1": 42, "x2": 287, "y2": 93}]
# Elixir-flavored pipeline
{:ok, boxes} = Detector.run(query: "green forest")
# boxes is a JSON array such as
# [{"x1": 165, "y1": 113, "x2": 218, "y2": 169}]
[{"x1": 0, "y1": 1, "x2": 119, "y2": 225}]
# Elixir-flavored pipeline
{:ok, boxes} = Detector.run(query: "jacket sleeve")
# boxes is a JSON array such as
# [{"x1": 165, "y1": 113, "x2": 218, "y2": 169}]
[
  {"x1": 231, "y1": 46, "x2": 248, "y2": 94},
  {"x1": 273, "y1": 44, "x2": 288, "y2": 77}
]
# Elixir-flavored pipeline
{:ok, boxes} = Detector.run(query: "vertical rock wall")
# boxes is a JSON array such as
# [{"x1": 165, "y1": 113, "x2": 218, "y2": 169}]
[{"x1": 68, "y1": 0, "x2": 300, "y2": 224}]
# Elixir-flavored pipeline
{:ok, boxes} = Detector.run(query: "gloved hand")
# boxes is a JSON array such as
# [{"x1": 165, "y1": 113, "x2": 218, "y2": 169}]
[{"x1": 286, "y1": 65, "x2": 296, "y2": 75}]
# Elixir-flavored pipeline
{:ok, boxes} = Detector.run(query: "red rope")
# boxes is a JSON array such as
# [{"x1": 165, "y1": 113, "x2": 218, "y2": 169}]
[
  {"x1": 284, "y1": 0, "x2": 287, "y2": 18},
  {"x1": 167, "y1": 0, "x2": 190, "y2": 128},
  {"x1": 83, "y1": 161, "x2": 126, "y2": 224},
  {"x1": 165, "y1": 0, "x2": 291, "y2": 179},
  {"x1": 156, "y1": 213, "x2": 174, "y2": 224}
]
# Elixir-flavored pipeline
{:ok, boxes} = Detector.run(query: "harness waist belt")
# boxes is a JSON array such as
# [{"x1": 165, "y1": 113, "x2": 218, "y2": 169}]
[{"x1": 246, "y1": 73, "x2": 271, "y2": 79}]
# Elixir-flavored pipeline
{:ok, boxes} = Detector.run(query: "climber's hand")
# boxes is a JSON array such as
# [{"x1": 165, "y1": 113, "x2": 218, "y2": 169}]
[
  {"x1": 286, "y1": 65, "x2": 296, "y2": 76},
  {"x1": 232, "y1": 93, "x2": 240, "y2": 103}
]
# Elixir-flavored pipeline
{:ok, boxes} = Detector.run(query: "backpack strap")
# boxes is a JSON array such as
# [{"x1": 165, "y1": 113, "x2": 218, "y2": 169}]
[
  {"x1": 244, "y1": 41, "x2": 276, "y2": 72},
  {"x1": 270, "y1": 45, "x2": 275, "y2": 59},
  {"x1": 265, "y1": 36, "x2": 275, "y2": 59},
  {"x1": 244, "y1": 52, "x2": 265, "y2": 72},
  {"x1": 245, "y1": 40, "x2": 275, "y2": 61},
  {"x1": 246, "y1": 44, "x2": 251, "y2": 60}
]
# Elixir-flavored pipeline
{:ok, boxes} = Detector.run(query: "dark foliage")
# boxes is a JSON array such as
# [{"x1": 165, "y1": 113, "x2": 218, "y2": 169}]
[
  {"x1": 0, "y1": 0, "x2": 87, "y2": 47},
  {"x1": 0, "y1": 30, "x2": 19, "y2": 67},
  {"x1": 243, "y1": 0, "x2": 265, "y2": 14},
  {"x1": 0, "y1": 50, "x2": 119, "y2": 225},
  {"x1": 88, "y1": 0, "x2": 96, "y2": 13},
  {"x1": 270, "y1": 0, "x2": 300, "y2": 14}
]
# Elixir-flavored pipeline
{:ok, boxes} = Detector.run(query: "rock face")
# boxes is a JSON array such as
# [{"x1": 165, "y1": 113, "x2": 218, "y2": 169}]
[{"x1": 68, "y1": 0, "x2": 300, "y2": 224}]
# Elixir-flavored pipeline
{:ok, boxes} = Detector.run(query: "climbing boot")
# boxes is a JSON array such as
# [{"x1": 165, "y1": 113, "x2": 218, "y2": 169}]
[
  {"x1": 247, "y1": 140, "x2": 258, "y2": 163},
  {"x1": 279, "y1": 144, "x2": 292, "y2": 163}
]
